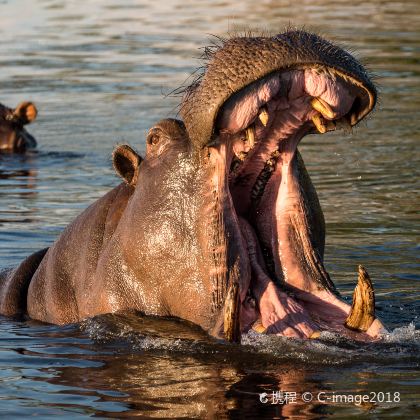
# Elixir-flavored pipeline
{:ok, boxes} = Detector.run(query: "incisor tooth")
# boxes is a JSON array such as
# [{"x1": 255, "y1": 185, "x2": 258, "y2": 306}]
[
  {"x1": 245, "y1": 125, "x2": 255, "y2": 148},
  {"x1": 312, "y1": 114, "x2": 327, "y2": 134},
  {"x1": 258, "y1": 107, "x2": 269, "y2": 126},
  {"x1": 344, "y1": 265, "x2": 376, "y2": 332},
  {"x1": 309, "y1": 331, "x2": 321, "y2": 339},
  {"x1": 311, "y1": 97, "x2": 335, "y2": 119},
  {"x1": 252, "y1": 318, "x2": 267, "y2": 334}
]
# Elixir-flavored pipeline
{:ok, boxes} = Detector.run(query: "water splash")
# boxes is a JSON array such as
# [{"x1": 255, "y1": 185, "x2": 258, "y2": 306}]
[
  {"x1": 81, "y1": 314, "x2": 420, "y2": 367},
  {"x1": 382, "y1": 322, "x2": 420, "y2": 342}
]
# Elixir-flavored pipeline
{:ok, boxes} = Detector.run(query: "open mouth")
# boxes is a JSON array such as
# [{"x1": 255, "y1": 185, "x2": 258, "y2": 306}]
[{"x1": 214, "y1": 66, "x2": 381, "y2": 339}]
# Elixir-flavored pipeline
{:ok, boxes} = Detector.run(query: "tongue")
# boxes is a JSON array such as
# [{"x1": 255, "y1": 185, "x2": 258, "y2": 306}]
[
  {"x1": 239, "y1": 217, "x2": 318, "y2": 338},
  {"x1": 274, "y1": 140, "x2": 335, "y2": 293},
  {"x1": 250, "y1": 132, "x2": 387, "y2": 339},
  {"x1": 269, "y1": 146, "x2": 383, "y2": 335}
]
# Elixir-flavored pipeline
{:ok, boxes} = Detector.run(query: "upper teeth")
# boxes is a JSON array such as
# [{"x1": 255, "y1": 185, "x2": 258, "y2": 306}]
[
  {"x1": 258, "y1": 107, "x2": 269, "y2": 127},
  {"x1": 311, "y1": 114, "x2": 327, "y2": 134},
  {"x1": 311, "y1": 97, "x2": 353, "y2": 134},
  {"x1": 311, "y1": 97, "x2": 335, "y2": 119},
  {"x1": 245, "y1": 125, "x2": 255, "y2": 147}
]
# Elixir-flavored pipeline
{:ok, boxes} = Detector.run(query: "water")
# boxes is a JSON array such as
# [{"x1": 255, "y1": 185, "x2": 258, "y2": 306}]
[{"x1": 0, "y1": 0, "x2": 419, "y2": 417}]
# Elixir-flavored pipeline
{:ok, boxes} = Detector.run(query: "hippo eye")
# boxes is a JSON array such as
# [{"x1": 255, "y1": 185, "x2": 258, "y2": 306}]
[
  {"x1": 147, "y1": 128, "x2": 163, "y2": 146},
  {"x1": 149, "y1": 134, "x2": 160, "y2": 145}
]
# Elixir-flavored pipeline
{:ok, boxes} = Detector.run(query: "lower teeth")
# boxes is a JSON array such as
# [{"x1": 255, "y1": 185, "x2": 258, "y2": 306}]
[{"x1": 250, "y1": 151, "x2": 280, "y2": 204}]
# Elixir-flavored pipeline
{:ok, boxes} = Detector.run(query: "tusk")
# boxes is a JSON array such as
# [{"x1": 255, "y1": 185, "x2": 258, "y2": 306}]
[
  {"x1": 245, "y1": 125, "x2": 255, "y2": 148},
  {"x1": 312, "y1": 114, "x2": 327, "y2": 134},
  {"x1": 258, "y1": 106, "x2": 269, "y2": 127},
  {"x1": 309, "y1": 331, "x2": 321, "y2": 339},
  {"x1": 311, "y1": 97, "x2": 335, "y2": 119},
  {"x1": 252, "y1": 318, "x2": 267, "y2": 334},
  {"x1": 224, "y1": 281, "x2": 241, "y2": 343},
  {"x1": 344, "y1": 265, "x2": 376, "y2": 332}
]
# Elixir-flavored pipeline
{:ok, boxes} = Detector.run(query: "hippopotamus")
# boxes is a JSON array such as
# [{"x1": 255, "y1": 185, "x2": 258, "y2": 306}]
[
  {"x1": 0, "y1": 101, "x2": 38, "y2": 152},
  {"x1": 0, "y1": 30, "x2": 386, "y2": 341}
]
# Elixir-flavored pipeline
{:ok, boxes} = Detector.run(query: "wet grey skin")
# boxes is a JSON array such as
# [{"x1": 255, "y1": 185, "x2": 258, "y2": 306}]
[
  {"x1": 0, "y1": 102, "x2": 38, "y2": 152},
  {"x1": 0, "y1": 30, "x2": 385, "y2": 341}
]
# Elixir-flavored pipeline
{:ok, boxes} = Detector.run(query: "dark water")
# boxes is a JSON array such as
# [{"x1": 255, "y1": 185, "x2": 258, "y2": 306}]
[{"x1": 0, "y1": 0, "x2": 419, "y2": 417}]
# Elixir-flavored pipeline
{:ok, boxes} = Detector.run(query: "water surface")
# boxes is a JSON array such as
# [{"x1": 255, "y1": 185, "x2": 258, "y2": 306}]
[{"x1": 0, "y1": 0, "x2": 419, "y2": 417}]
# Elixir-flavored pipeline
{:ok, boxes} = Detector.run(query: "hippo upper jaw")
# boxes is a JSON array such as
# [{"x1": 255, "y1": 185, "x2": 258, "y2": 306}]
[
  {"x1": 182, "y1": 31, "x2": 385, "y2": 340},
  {"x1": 181, "y1": 30, "x2": 376, "y2": 149}
]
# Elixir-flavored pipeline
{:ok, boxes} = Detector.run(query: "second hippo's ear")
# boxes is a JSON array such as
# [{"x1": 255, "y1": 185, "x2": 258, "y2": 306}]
[
  {"x1": 112, "y1": 145, "x2": 143, "y2": 186},
  {"x1": 13, "y1": 102, "x2": 38, "y2": 124}
]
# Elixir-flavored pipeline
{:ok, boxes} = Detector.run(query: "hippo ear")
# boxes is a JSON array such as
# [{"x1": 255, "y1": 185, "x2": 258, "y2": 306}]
[
  {"x1": 112, "y1": 145, "x2": 143, "y2": 186},
  {"x1": 13, "y1": 102, "x2": 38, "y2": 124}
]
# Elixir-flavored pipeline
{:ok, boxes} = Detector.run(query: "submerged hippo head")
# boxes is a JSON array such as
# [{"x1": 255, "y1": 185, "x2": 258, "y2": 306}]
[
  {"x1": 0, "y1": 31, "x2": 385, "y2": 342},
  {"x1": 0, "y1": 101, "x2": 38, "y2": 153}
]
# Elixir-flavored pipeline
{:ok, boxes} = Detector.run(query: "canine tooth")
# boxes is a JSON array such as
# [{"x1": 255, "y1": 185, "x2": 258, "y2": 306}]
[
  {"x1": 309, "y1": 331, "x2": 321, "y2": 339},
  {"x1": 344, "y1": 265, "x2": 376, "y2": 332},
  {"x1": 245, "y1": 125, "x2": 255, "y2": 148},
  {"x1": 312, "y1": 114, "x2": 327, "y2": 134},
  {"x1": 311, "y1": 97, "x2": 335, "y2": 119},
  {"x1": 224, "y1": 281, "x2": 241, "y2": 343},
  {"x1": 258, "y1": 107, "x2": 269, "y2": 126}
]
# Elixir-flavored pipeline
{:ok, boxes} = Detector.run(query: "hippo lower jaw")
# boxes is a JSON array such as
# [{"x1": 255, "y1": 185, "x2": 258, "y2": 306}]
[{"x1": 213, "y1": 67, "x2": 385, "y2": 340}]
